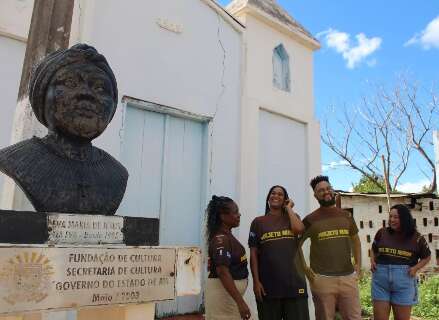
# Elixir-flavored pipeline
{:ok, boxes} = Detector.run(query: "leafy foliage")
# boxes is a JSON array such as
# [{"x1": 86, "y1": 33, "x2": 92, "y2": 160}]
[
  {"x1": 413, "y1": 275, "x2": 439, "y2": 320},
  {"x1": 353, "y1": 175, "x2": 387, "y2": 193},
  {"x1": 359, "y1": 272, "x2": 373, "y2": 317}
]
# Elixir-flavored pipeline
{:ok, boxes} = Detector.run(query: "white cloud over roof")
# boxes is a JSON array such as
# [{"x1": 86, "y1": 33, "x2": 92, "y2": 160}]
[
  {"x1": 322, "y1": 160, "x2": 349, "y2": 172},
  {"x1": 317, "y1": 28, "x2": 382, "y2": 69},
  {"x1": 405, "y1": 16, "x2": 439, "y2": 49},
  {"x1": 397, "y1": 179, "x2": 430, "y2": 193}
]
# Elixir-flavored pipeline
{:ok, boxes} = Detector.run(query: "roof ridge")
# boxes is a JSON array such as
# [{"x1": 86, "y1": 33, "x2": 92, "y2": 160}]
[{"x1": 226, "y1": 0, "x2": 317, "y2": 43}]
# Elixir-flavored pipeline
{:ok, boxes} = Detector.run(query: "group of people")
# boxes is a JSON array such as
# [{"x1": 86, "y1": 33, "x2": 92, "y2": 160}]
[{"x1": 204, "y1": 175, "x2": 432, "y2": 320}]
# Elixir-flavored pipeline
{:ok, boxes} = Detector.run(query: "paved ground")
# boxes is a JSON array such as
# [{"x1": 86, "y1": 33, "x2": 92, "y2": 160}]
[{"x1": 160, "y1": 314, "x2": 204, "y2": 320}]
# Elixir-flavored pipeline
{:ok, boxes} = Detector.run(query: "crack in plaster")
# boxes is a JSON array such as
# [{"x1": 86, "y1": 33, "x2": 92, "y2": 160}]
[{"x1": 209, "y1": 13, "x2": 228, "y2": 191}]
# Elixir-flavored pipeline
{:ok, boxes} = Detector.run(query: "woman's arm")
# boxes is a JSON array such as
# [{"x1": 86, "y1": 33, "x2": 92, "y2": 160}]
[
  {"x1": 370, "y1": 248, "x2": 377, "y2": 272},
  {"x1": 350, "y1": 234, "x2": 362, "y2": 276},
  {"x1": 408, "y1": 256, "x2": 431, "y2": 277},
  {"x1": 250, "y1": 247, "x2": 265, "y2": 301},
  {"x1": 216, "y1": 266, "x2": 251, "y2": 319},
  {"x1": 285, "y1": 199, "x2": 305, "y2": 235},
  {"x1": 298, "y1": 245, "x2": 316, "y2": 282}
]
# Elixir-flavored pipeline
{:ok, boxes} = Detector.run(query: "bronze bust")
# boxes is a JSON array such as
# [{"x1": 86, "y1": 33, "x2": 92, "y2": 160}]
[{"x1": 0, "y1": 44, "x2": 128, "y2": 215}]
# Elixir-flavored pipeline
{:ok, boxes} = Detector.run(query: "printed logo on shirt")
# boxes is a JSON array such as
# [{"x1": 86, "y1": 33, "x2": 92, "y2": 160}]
[
  {"x1": 298, "y1": 288, "x2": 305, "y2": 294},
  {"x1": 378, "y1": 247, "x2": 412, "y2": 259},
  {"x1": 215, "y1": 234, "x2": 225, "y2": 244},
  {"x1": 317, "y1": 229, "x2": 350, "y2": 241},
  {"x1": 249, "y1": 231, "x2": 256, "y2": 238},
  {"x1": 260, "y1": 229, "x2": 294, "y2": 243},
  {"x1": 240, "y1": 254, "x2": 247, "y2": 262}
]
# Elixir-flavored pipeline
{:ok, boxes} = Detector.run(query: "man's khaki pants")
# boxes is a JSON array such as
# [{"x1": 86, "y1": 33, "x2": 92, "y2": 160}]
[{"x1": 310, "y1": 273, "x2": 361, "y2": 320}]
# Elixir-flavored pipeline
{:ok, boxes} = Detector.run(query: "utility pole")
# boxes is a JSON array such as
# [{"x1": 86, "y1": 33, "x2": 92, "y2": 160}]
[
  {"x1": 381, "y1": 155, "x2": 391, "y2": 213},
  {"x1": 17, "y1": 0, "x2": 74, "y2": 100},
  {"x1": 2, "y1": 0, "x2": 74, "y2": 210}
]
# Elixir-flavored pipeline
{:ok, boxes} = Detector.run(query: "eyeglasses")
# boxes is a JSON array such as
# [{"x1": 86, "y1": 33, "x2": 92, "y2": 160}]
[{"x1": 316, "y1": 186, "x2": 333, "y2": 194}]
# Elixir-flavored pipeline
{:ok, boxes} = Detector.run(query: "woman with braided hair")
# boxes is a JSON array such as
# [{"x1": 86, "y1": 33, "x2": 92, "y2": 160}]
[{"x1": 205, "y1": 195, "x2": 251, "y2": 320}]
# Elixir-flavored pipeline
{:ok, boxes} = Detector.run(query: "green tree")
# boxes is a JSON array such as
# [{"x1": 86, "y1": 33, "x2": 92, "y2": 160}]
[{"x1": 352, "y1": 175, "x2": 386, "y2": 193}]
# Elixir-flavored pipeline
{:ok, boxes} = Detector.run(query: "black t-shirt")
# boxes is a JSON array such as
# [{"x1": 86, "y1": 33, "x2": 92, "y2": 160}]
[
  {"x1": 248, "y1": 214, "x2": 307, "y2": 299},
  {"x1": 372, "y1": 227, "x2": 431, "y2": 266},
  {"x1": 302, "y1": 206, "x2": 359, "y2": 276},
  {"x1": 208, "y1": 231, "x2": 248, "y2": 280}
]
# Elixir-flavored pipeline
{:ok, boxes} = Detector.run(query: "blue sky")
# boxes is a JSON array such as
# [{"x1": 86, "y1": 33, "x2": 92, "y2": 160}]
[{"x1": 219, "y1": 0, "x2": 439, "y2": 192}]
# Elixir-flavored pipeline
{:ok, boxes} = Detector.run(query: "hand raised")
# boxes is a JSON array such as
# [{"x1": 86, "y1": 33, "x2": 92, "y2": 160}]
[{"x1": 284, "y1": 198, "x2": 294, "y2": 210}]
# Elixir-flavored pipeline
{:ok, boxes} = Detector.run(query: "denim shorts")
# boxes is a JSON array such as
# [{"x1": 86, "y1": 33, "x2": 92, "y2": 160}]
[{"x1": 371, "y1": 264, "x2": 418, "y2": 306}]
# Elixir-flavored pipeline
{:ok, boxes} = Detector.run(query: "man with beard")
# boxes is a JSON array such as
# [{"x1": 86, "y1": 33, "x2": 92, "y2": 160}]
[{"x1": 300, "y1": 175, "x2": 362, "y2": 320}]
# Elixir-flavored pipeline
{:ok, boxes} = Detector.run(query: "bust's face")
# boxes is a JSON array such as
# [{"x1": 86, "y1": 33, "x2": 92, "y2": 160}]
[{"x1": 45, "y1": 63, "x2": 115, "y2": 140}]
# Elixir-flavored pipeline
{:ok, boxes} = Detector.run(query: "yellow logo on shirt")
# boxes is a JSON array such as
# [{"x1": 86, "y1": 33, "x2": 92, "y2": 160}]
[
  {"x1": 378, "y1": 247, "x2": 412, "y2": 259},
  {"x1": 318, "y1": 229, "x2": 350, "y2": 240},
  {"x1": 260, "y1": 229, "x2": 294, "y2": 243},
  {"x1": 241, "y1": 254, "x2": 247, "y2": 262},
  {"x1": 299, "y1": 288, "x2": 305, "y2": 294}
]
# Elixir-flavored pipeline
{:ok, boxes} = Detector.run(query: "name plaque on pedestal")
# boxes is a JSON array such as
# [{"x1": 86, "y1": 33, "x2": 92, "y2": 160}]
[
  {"x1": 48, "y1": 214, "x2": 124, "y2": 244},
  {"x1": 0, "y1": 210, "x2": 159, "y2": 246},
  {"x1": 0, "y1": 245, "x2": 176, "y2": 314}
]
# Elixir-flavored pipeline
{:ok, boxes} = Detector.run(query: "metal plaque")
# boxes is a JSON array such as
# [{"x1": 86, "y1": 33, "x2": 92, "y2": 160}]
[{"x1": 47, "y1": 214, "x2": 124, "y2": 244}]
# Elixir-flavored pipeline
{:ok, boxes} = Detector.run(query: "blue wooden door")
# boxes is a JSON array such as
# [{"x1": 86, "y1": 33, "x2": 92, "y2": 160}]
[{"x1": 119, "y1": 104, "x2": 206, "y2": 316}]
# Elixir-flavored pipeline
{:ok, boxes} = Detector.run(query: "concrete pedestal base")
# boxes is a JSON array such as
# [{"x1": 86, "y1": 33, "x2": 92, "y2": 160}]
[
  {"x1": 78, "y1": 304, "x2": 155, "y2": 320},
  {"x1": 0, "y1": 304, "x2": 155, "y2": 320}
]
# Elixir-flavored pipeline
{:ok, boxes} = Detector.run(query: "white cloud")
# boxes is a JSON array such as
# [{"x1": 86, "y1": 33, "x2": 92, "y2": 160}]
[
  {"x1": 397, "y1": 179, "x2": 430, "y2": 193},
  {"x1": 317, "y1": 28, "x2": 382, "y2": 69},
  {"x1": 322, "y1": 160, "x2": 349, "y2": 172},
  {"x1": 405, "y1": 16, "x2": 439, "y2": 49},
  {"x1": 325, "y1": 30, "x2": 350, "y2": 53}
]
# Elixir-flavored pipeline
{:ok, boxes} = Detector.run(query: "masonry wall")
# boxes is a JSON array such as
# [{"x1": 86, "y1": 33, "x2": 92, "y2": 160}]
[{"x1": 341, "y1": 195, "x2": 439, "y2": 273}]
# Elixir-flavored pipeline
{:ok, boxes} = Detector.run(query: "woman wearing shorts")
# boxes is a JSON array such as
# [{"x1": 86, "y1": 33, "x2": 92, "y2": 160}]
[
  {"x1": 371, "y1": 204, "x2": 431, "y2": 320},
  {"x1": 205, "y1": 195, "x2": 251, "y2": 320}
]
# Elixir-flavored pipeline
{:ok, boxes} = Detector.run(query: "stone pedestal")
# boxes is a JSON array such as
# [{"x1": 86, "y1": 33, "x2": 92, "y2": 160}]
[
  {"x1": 77, "y1": 304, "x2": 154, "y2": 320},
  {"x1": 0, "y1": 211, "x2": 201, "y2": 320}
]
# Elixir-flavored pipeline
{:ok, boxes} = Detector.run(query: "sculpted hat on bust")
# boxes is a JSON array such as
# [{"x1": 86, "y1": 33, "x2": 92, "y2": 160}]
[{"x1": 29, "y1": 43, "x2": 118, "y2": 127}]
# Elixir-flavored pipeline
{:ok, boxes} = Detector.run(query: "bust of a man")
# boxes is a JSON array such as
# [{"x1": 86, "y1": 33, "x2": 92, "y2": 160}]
[{"x1": 0, "y1": 44, "x2": 128, "y2": 215}]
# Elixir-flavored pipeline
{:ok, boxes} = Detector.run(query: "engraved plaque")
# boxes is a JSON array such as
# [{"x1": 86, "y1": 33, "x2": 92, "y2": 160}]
[
  {"x1": 0, "y1": 246, "x2": 176, "y2": 314},
  {"x1": 48, "y1": 214, "x2": 124, "y2": 244}
]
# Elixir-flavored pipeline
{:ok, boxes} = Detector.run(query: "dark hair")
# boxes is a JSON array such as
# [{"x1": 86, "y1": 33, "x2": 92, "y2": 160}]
[
  {"x1": 310, "y1": 175, "x2": 329, "y2": 190},
  {"x1": 388, "y1": 204, "x2": 416, "y2": 238},
  {"x1": 206, "y1": 195, "x2": 234, "y2": 241},
  {"x1": 265, "y1": 185, "x2": 289, "y2": 215}
]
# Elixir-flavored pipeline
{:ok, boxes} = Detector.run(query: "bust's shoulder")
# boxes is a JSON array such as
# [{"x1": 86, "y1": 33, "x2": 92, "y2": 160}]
[
  {"x1": 0, "y1": 138, "x2": 45, "y2": 177},
  {"x1": 93, "y1": 147, "x2": 129, "y2": 180}
]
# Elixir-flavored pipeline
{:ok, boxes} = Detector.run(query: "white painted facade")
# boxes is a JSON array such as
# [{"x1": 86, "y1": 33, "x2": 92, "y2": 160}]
[
  {"x1": 227, "y1": 1, "x2": 321, "y2": 315},
  {"x1": 0, "y1": 0, "x2": 321, "y2": 317},
  {"x1": 340, "y1": 193, "x2": 439, "y2": 273}
]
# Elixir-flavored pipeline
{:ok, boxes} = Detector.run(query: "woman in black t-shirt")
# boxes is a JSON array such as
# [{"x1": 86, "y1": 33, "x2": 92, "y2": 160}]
[
  {"x1": 249, "y1": 185, "x2": 308, "y2": 320},
  {"x1": 205, "y1": 195, "x2": 251, "y2": 320},
  {"x1": 371, "y1": 204, "x2": 431, "y2": 320}
]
